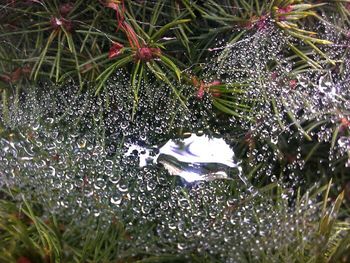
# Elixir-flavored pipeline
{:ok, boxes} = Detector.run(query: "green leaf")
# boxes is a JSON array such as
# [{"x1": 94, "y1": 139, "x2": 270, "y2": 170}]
[
  {"x1": 131, "y1": 60, "x2": 141, "y2": 99},
  {"x1": 31, "y1": 30, "x2": 58, "y2": 80},
  {"x1": 63, "y1": 29, "x2": 83, "y2": 89},
  {"x1": 288, "y1": 43, "x2": 321, "y2": 69},
  {"x1": 148, "y1": 1, "x2": 164, "y2": 36},
  {"x1": 159, "y1": 54, "x2": 182, "y2": 81},
  {"x1": 95, "y1": 55, "x2": 133, "y2": 95},
  {"x1": 151, "y1": 19, "x2": 191, "y2": 42},
  {"x1": 213, "y1": 100, "x2": 242, "y2": 117}
]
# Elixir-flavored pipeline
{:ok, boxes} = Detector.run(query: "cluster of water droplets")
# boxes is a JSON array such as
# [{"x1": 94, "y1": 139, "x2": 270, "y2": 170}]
[
  {"x1": 200, "y1": 19, "x2": 350, "y2": 185},
  {"x1": 0, "y1": 73, "x2": 326, "y2": 260}
]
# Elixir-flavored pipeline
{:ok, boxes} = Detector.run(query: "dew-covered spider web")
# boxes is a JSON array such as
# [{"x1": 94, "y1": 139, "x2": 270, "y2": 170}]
[{"x1": 1, "y1": 14, "x2": 350, "y2": 261}]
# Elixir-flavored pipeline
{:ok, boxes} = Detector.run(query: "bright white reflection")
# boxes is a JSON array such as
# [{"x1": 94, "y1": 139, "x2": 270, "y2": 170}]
[
  {"x1": 158, "y1": 134, "x2": 237, "y2": 168},
  {"x1": 125, "y1": 134, "x2": 243, "y2": 184}
]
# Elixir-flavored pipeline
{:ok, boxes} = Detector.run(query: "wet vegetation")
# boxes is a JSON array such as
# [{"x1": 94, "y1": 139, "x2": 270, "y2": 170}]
[{"x1": 0, "y1": 0, "x2": 350, "y2": 262}]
